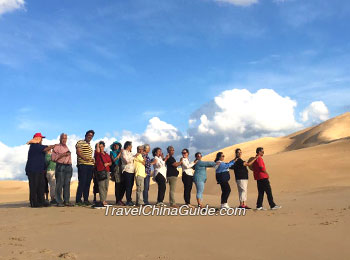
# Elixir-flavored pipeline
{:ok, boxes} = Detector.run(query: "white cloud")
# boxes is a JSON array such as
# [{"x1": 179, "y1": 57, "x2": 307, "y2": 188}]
[
  {"x1": 142, "y1": 117, "x2": 182, "y2": 143},
  {"x1": 188, "y1": 88, "x2": 302, "y2": 153},
  {"x1": 214, "y1": 0, "x2": 258, "y2": 7},
  {"x1": 0, "y1": 0, "x2": 25, "y2": 16},
  {"x1": 301, "y1": 101, "x2": 329, "y2": 124}
]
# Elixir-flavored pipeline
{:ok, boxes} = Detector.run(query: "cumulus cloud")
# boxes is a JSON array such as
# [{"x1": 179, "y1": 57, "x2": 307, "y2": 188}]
[
  {"x1": 0, "y1": 117, "x2": 187, "y2": 180},
  {"x1": 0, "y1": 0, "x2": 25, "y2": 16},
  {"x1": 214, "y1": 0, "x2": 258, "y2": 7},
  {"x1": 301, "y1": 101, "x2": 329, "y2": 124},
  {"x1": 188, "y1": 89, "x2": 302, "y2": 153}
]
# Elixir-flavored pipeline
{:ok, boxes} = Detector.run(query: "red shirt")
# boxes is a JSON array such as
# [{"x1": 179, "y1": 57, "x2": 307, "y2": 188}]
[
  {"x1": 94, "y1": 151, "x2": 111, "y2": 172},
  {"x1": 252, "y1": 156, "x2": 269, "y2": 180}
]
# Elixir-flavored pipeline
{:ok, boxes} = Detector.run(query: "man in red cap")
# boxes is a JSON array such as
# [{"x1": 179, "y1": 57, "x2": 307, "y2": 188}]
[{"x1": 26, "y1": 133, "x2": 56, "y2": 208}]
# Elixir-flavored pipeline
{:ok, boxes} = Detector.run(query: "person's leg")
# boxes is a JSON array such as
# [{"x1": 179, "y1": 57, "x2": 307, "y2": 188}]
[
  {"x1": 156, "y1": 174, "x2": 166, "y2": 203},
  {"x1": 222, "y1": 181, "x2": 231, "y2": 204},
  {"x1": 135, "y1": 176, "x2": 141, "y2": 205},
  {"x1": 76, "y1": 165, "x2": 85, "y2": 203},
  {"x1": 264, "y1": 179, "x2": 276, "y2": 208},
  {"x1": 55, "y1": 165, "x2": 64, "y2": 204},
  {"x1": 136, "y1": 176, "x2": 145, "y2": 205},
  {"x1": 168, "y1": 176, "x2": 177, "y2": 206},
  {"x1": 195, "y1": 181, "x2": 205, "y2": 207},
  {"x1": 219, "y1": 182, "x2": 227, "y2": 204},
  {"x1": 63, "y1": 165, "x2": 73, "y2": 204},
  {"x1": 27, "y1": 172, "x2": 38, "y2": 207},
  {"x1": 46, "y1": 170, "x2": 56, "y2": 201},
  {"x1": 182, "y1": 173, "x2": 191, "y2": 205},
  {"x1": 44, "y1": 174, "x2": 49, "y2": 201},
  {"x1": 37, "y1": 172, "x2": 46, "y2": 206},
  {"x1": 83, "y1": 165, "x2": 93, "y2": 202},
  {"x1": 98, "y1": 177, "x2": 107, "y2": 203},
  {"x1": 241, "y1": 179, "x2": 248, "y2": 206},
  {"x1": 119, "y1": 177, "x2": 126, "y2": 203},
  {"x1": 256, "y1": 180, "x2": 265, "y2": 208},
  {"x1": 124, "y1": 172, "x2": 135, "y2": 203},
  {"x1": 143, "y1": 175, "x2": 150, "y2": 204}
]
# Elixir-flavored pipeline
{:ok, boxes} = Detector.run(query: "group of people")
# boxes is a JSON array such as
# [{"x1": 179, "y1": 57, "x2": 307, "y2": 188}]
[{"x1": 25, "y1": 130, "x2": 281, "y2": 210}]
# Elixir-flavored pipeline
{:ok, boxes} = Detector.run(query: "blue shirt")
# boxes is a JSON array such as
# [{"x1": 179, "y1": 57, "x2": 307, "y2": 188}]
[
  {"x1": 215, "y1": 160, "x2": 235, "y2": 173},
  {"x1": 193, "y1": 160, "x2": 216, "y2": 183},
  {"x1": 110, "y1": 150, "x2": 121, "y2": 165},
  {"x1": 25, "y1": 143, "x2": 47, "y2": 174}
]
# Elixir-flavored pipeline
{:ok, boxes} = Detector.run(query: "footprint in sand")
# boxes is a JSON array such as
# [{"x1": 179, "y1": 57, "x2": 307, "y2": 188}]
[{"x1": 58, "y1": 252, "x2": 77, "y2": 259}]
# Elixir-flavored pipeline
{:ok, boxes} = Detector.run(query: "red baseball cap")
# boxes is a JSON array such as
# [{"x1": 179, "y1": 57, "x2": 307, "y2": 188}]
[{"x1": 33, "y1": 133, "x2": 46, "y2": 138}]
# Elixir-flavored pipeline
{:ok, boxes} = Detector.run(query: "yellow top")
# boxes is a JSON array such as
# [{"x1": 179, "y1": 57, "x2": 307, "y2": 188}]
[
  {"x1": 134, "y1": 154, "x2": 146, "y2": 178},
  {"x1": 76, "y1": 140, "x2": 94, "y2": 166}
]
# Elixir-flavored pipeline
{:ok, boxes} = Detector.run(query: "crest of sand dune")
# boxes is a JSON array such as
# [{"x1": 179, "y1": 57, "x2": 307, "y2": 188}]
[{"x1": 203, "y1": 112, "x2": 350, "y2": 161}]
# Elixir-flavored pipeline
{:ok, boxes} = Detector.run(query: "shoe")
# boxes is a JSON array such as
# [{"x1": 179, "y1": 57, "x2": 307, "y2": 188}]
[
  {"x1": 256, "y1": 207, "x2": 267, "y2": 211},
  {"x1": 271, "y1": 205, "x2": 282, "y2": 210},
  {"x1": 84, "y1": 201, "x2": 92, "y2": 206},
  {"x1": 64, "y1": 202, "x2": 75, "y2": 207},
  {"x1": 50, "y1": 199, "x2": 57, "y2": 205},
  {"x1": 75, "y1": 202, "x2": 84, "y2": 206},
  {"x1": 156, "y1": 202, "x2": 165, "y2": 206},
  {"x1": 244, "y1": 206, "x2": 252, "y2": 210},
  {"x1": 43, "y1": 201, "x2": 51, "y2": 207},
  {"x1": 57, "y1": 203, "x2": 65, "y2": 207},
  {"x1": 126, "y1": 201, "x2": 135, "y2": 206},
  {"x1": 221, "y1": 203, "x2": 229, "y2": 209},
  {"x1": 170, "y1": 204, "x2": 178, "y2": 208}
]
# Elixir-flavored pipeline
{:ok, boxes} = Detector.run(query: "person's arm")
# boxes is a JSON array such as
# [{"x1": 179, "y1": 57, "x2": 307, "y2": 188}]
[
  {"x1": 134, "y1": 154, "x2": 145, "y2": 165},
  {"x1": 76, "y1": 143, "x2": 89, "y2": 161},
  {"x1": 257, "y1": 157, "x2": 268, "y2": 174},
  {"x1": 182, "y1": 158, "x2": 193, "y2": 169},
  {"x1": 43, "y1": 145, "x2": 56, "y2": 153},
  {"x1": 243, "y1": 156, "x2": 258, "y2": 167},
  {"x1": 104, "y1": 155, "x2": 112, "y2": 167},
  {"x1": 225, "y1": 160, "x2": 235, "y2": 168},
  {"x1": 121, "y1": 151, "x2": 133, "y2": 164}
]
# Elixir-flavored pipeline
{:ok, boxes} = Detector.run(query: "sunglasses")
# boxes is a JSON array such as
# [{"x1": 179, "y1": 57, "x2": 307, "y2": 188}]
[{"x1": 182, "y1": 152, "x2": 187, "y2": 154}]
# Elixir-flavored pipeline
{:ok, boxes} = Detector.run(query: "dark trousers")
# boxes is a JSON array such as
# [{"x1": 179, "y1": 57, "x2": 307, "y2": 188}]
[
  {"x1": 115, "y1": 181, "x2": 125, "y2": 203},
  {"x1": 123, "y1": 171, "x2": 135, "y2": 203},
  {"x1": 27, "y1": 172, "x2": 45, "y2": 207},
  {"x1": 55, "y1": 163, "x2": 73, "y2": 204},
  {"x1": 76, "y1": 164, "x2": 93, "y2": 203},
  {"x1": 155, "y1": 174, "x2": 166, "y2": 203},
  {"x1": 182, "y1": 172, "x2": 193, "y2": 204},
  {"x1": 256, "y1": 178, "x2": 276, "y2": 208},
  {"x1": 143, "y1": 175, "x2": 150, "y2": 204},
  {"x1": 220, "y1": 181, "x2": 231, "y2": 204}
]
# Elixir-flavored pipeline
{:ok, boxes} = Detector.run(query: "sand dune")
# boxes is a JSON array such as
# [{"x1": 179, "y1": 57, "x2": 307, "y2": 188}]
[{"x1": 0, "y1": 113, "x2": 349, "y2": 260}]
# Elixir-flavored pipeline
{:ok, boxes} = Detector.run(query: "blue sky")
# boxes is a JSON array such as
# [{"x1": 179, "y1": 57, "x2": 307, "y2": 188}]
[{"x1": 0, "y1": 0, "x2": 349, "y2": 150}]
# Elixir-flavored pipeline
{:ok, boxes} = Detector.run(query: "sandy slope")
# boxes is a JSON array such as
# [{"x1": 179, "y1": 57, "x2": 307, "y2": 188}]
[{"x1": 0, "y1": 113, "x2": 350, "y2": 260}]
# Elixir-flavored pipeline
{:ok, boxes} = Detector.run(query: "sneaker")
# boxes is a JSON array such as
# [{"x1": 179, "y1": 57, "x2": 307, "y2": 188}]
[
  {"x1": 221, "y1": 203, "x2": 230, "y2": 209},
  {"x1": 126, "y1": 201, "x2": 135, "y2": 206},
  {"x1": 75, "y1": 202, "x2": 84, "y2": 206},
  {"x1": 271, "y1": 205, "x2": 282, "y2": 210},
  {"x1": 50, "y1": 199, "x2": 57, "y2": 205},
  {"x1": 84, "y1": 201, "x2": 92, "y2": 206},
  {"x1": 256, "y1": 207, "x2": 267, "y2": 211},
  {"x1": 156, "y1": 202, "x2": 165, "y2": 206},
  {"x1": 57, "y1": 203, "x2": 65, "y2": 207},
  {"x1": 64, "y1": 202, "x2": 75, "y2": 207}
]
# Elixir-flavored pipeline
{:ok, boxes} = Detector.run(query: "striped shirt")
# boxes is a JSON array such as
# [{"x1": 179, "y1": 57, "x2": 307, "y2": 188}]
[{"x1": 76, "y1": 140, "x2": 94, "y2": 166}]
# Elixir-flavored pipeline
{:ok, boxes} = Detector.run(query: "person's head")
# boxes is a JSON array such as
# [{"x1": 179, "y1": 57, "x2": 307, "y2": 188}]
[
  {"x1": 167, "y1": 146, "x2": 175, "y2": 156},
  {"x1": 235, "y1": 148, "x2": 242, "y2": 158},
  {"x1": 215, "y1": 152, "x2": 224, "y2": 162},
  {"x1": 85, "y1": 130, "x2": 95, "y2": 143},
  {"x1": 143, "y1": 144, "x2": 150, "y2": 154},
  {"x1": 182, "y1": 148, "x2": 189, "y2": 158},
  {"x1": 137, "y1": 145, "x2": 144, "y2": 154},
  {"x1": 60, "y1": 133, "x2": 68, "y2": 145},
  {"x1": 195, "y1": 152, "x2": 202, "y2": 160},
  {"x1": 124, "y1": 141, "x2": 132, "y2": 151},
  {"x1": 152, "y1": 147, "x2": 162, "y2": 157},
  {"x1": 99, "y1": 141, "x2": 105, "y2": 152},
  {"x1": 113, "y1": 143, "x2": 120, "y2": 151},
  {"x1": 256, "y1": 147, "x2": 264, "y2": 156}
]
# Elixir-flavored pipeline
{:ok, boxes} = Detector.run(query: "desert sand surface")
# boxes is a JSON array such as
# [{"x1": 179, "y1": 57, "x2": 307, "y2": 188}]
[{"x1": 1, "y1": 113, "x2": 350, "y2": 260}]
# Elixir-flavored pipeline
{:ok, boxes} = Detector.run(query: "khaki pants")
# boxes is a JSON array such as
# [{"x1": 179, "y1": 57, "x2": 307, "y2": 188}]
[
  {"x1": 98, "y1": 174, "x2": 109, "y2": 202},
  {"x1": 46, "y1": 170, "x2": 56, "y2": 200},
  {"x1": 236, "y1": 179, "x2": 248, "y2": 203},
  {"x1": 135, "y1": 175, "x2": 145, "y2": 205},
  {"x1": 167, "y1": 176, "x2": 177, "y2": 206}
]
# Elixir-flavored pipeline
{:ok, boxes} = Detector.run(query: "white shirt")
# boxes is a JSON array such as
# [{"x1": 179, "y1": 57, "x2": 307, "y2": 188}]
[
  {"x1": 153, "y1": 156, "x2": 167, "y2": 178},
  {"x1": 121, "y1": 150, "x2": 135, "y2": 173},
  {"x1": 181, "y1": 157, "x2": 195, "y2": 176}
]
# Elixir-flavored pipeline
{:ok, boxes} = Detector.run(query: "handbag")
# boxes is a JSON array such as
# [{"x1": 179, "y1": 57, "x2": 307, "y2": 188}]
[{"x1": 96, "y1": 153, "x2": 108, "y2": 181}]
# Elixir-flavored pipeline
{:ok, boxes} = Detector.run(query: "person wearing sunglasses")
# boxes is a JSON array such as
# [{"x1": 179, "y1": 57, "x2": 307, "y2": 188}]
[
  {"x1": 214, "y1": 152, "x2": 236, "y2": 209},
  {"x1": 180, "y1": 149, "x2": 197, "y2": 207}
]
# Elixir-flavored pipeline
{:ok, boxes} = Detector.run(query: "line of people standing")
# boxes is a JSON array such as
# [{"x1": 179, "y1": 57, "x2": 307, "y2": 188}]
[{"x1": 25, "y1": 130, "x2": 281, "y2": 210}]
